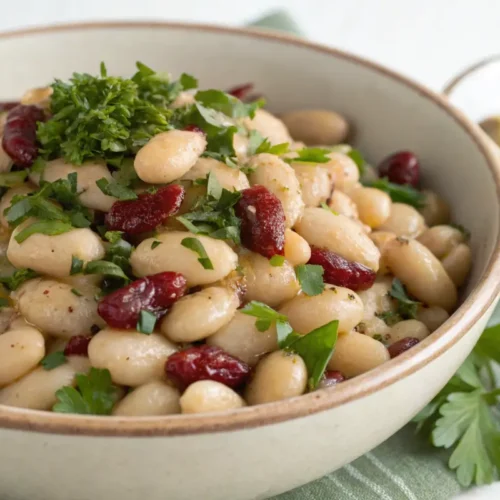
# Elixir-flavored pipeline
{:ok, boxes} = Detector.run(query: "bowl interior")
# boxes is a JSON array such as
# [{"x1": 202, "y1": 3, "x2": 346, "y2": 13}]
[{"x1": 1, "y1": 24, "x2": 498, "y2": 298}]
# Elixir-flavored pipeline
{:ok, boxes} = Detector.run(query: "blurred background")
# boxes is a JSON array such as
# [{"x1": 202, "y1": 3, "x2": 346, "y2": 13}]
[{"x1": 1, "y1": 0, "x2": 497, "y2": 94}]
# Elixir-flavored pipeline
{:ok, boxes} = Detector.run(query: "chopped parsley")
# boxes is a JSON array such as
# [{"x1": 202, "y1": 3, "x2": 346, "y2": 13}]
[
  {"x1": 247, "y1": 130, "x2": 289, "y2": 156},
  {"x1": 0, "y1": 268, "x2": 38, "y2": 290},
  {"x1": 53, "y1": 368, "x2": 120, "y2": 415},
  {"x1": 41, "y1": 351, "x2": 67, "y2": 370},
  {"x1": 388, "y1": 278, "x2": 421, "y2": 319},
  {"x1": 366, "y1": 178, "x2": 425, "y2": 208},
  {"x1": 151, "y1": 240, "x2": 162, "y2": 250},
  {"x1": 96, "y1": 177, "x2": 137, "y2": 201},
  {"x1": 71, "y1": 288, "x2": 83, "y2": 297},
  {"x1": 269, "y1": 255, "x2": 285, "y2": 267},
  {"x1": 0, "y1": 170, "x2": 28, "y2": 187},
  {"x1": 70, "y1": 256, "x2": 84, "y2": 275},
  {"x1": 290, "y1": 147, "x2": 331, "y2": 164},
  {"x1": 295, "y1": 264, "x2": 325, "y2": 296},
  {"x1": 136, "y1": 310, "x2": 157, "y2": 334},
  {"x1": 14, "y1": 220, "x2": 73, "y2": 244},
  {"x1": 181, "y1": 237, "x2": 214, "y2": 270},
  {"x1": 240, "y1": 301, "x2": 291, "y2": 339}
]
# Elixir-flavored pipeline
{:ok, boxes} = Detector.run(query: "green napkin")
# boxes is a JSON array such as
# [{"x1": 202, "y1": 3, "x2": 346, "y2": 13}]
[{"x1": 246, "y1": 10, "x2": 495, "y2": 500}]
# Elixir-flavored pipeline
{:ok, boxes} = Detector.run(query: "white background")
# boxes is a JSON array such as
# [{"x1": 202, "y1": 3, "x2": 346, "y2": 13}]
[{"x1": 2, "y1": 0, "x2": 500, "y2": 498}]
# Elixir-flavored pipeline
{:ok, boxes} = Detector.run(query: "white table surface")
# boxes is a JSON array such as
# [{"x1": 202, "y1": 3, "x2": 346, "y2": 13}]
[{"x1": 2, "y1": 1, "x2": 500, "y2": 498}]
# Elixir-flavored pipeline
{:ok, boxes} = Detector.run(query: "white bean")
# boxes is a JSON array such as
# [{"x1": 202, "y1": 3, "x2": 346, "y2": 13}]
[
  {"x1": 243, "y1": 109, "x2": 292, "y2": 145},
  {"x1": 384, "y1": 237, "x2": 457, "y2": 311},
  {"x1": 88, "y1": 328, "x2": 177, "y2": 387},
  {"x1": 7, "y1": 221, "x2": 105, "y2": 278},
  {"x1": 30, "y1": 159, "x2": 117, "y2": 212},
  {"x1": 280, "y1": 285, "x2": 364, "y2": 334},
  {"x1": 0, "y1": 326, "x2": 45, "y2": 386},
  {"x1": 161, "y1": 286, "x2": 239, "y2": 342},
  {"x1": 324, "y1": 152, "x2": 359, "y2": 193},
  {"x1": 357, "y1": 277, "x2": 395, "y2": 319},
  {"x1": 241, "y1": 252, "x2": 300, "y2": 307},
  {"x1": 369, "y1": 231, "x2": 396, "y2": 275},
  {"x1": 131, "y1": 231, "x2": 238, "y2": 286},
  {"x1": 387, "y1": 320, "x2": 430, "y2": 345},
  {"x1": 419, "y1": 190, "x2": 451, "y2": 226},
  {"x1": 245, "y1": 350, "x2": 307, "y2": 404},
  {"x1": 378, "y1": 203, "x2": 426, "y2": 238},
  {"x1": 416, "y1": 306, "x2": 450, "y2": 332},
  {"x1": 284, "y1": 229, "x2": 311, "y2": 266},
  {"x1": 328, "y1": 332, "x2": 390, "y2": 376},
  {"x1": 20, "y1": 86, "x2": 53, "y2": 107},
  {"x1": 358, "y1": 316, "x2": 392, "y2": 339},
  {"x1": 169, "y1": 91, "x2": 195, "y2": 109},
  {"x1": 441, "y1": 243, "x2": 472, "y2": 287},
  {"x1": 417, "y1": 225, "x2": 465, "y2": 259},
  {"x1": 15, "y1": 278, "x2": 102, "y2": 338},
  {"x1": 294, "y1": 208, "x2": 380, "y2": 271},
  {"x1": 349, "y1": 187, "x2": 392, "y2": 229},
  {"x1": 134, "y1": 130, "x2": 207, "y2": 184},
  {"x1": 180, "y1": 380, "x2": 245, "y2": 414},
  {"x1": 112, "y1": 381, "x2": 181, "y2": 416},
  {"x1": 328, "y1": 190, "x2": 359, "y2": 219},
  {"x1": 181, "y1": 157, "x2": 249, "y2": 191},
  {"x1": 291, "y1": 163, "x2": 333, "y2": 207},
  {"x1": 248, "y1": 153, "x2": 304, "y2": 227},
  {"x1": 0, "y1": 356, "x2": 90, "y2": 410},
  {"x1": 0, "y1": 184, "x2": 36, "y2": 228},
  {"x1": 207, "y1": 311, "x2": 278, "y2": 366}
]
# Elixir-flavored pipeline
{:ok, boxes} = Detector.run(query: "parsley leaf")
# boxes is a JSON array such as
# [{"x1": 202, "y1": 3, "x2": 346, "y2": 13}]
[
  {"x1": 389, "y1": 278, "x2": 421, "y2": 319},
  {"x1": 195, "y1": 89, "x2": 262, "y2": 119},
  {"x1": 71, "y1": 288, "x2": 82, "y2": 297},
  {"x1": 41, "y1": 351, "x2": 67, "y2": 370},
  {"x1": 53, "y1": 368, "x2": 120, "y2": 415},
  {"x1": 247, "y1": 130, "x2": 289, "y2": 156},
  {"x1": 367, "y1": 178, "x2": 425, "y2": 208},
  {"x1": 96, "y1": 177, "x2": 137, "y2": 201},
  {"x1": 84, "y1": 260, "x2": 130, "y2": 283},
  {"x1": 291, "y1": 147, "x2": 331, "y2": 164},
  {"x1": 269, "y1": 255, "x2": 285, "y2": 267},
  {"x1": 0, "y1": 268, "x2": 38, "y2": 290},
  {"x1": 181, "y1": 237, "x2": 214, "y2": 270},
  {"x1": 137, "y1": 310, "x2": 157, "y2": 334},
  {"x1": 70, "y1": 256, "x2": 84, "y2": 275},
  {"x1": 240, "y1": 300, "x2": 290, "y2": 337},
  {"x1": 151, "y1": 240, "x2": 162, "y2": 250},
  {"x1": 14, "y1": 220, "x2": 74, "y2": 243},
  {"x1": 346, "y1": 149, "x2": 366, "y2": 175},
  {"x1": 295, "y1": 264, "x2": 325, "y2": 296},
  {"x1": 0, "y1": 170, "x2": 28, "y2": 187}
]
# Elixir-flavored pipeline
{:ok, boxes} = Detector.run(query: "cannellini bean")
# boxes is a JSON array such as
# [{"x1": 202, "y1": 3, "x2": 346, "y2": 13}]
[
  {"x1": 328, "y1": 190, "x2": 359, "y2": 219},
  {"x1": 378, "y1": 203, "x2": 426, "y2": 238},
  {"x1": 294, "y1": 208, "x2": 380, "y2": 271},
  {"x1": 0, "y1": 143, "x2": 12, "y2": 173},
  {"x1": 15, "y1": 278, "x2": 102, "y2": 338},
  {"x1": 419, "y1": 190, "x2": 451, "y2": 226},
  {"x1": 181, "y1": 157, "x2": 249, "y2": 191},
  {"x1": 30, "y1": 158, "x2": 116, "y2": 212},
  {"x1": 349, "y1": 187, "x2": 392, "y2": 229},
  {"x1": 161, "y1": 286, "x2": 239, "y2": 342},
  {"x1": 386, "y1": 320, "x2": 430, "y2": 345},
  {"x1": 328, "y1": 332, "x2": 390, "y2": 376},
  {"x1": 0, "y1": 184, "x2": 36, "y2": 228},
  {"x1": 20, "y1": 86, "x2": 53, "y2": 107},
  {"x1": 291, "y1": 163, "x2": 333, "y2": 207},
  {"x1": 240, "y1": 252, "x2": 300, "y2": 307},
  {"x1": 324, "y1": 152, "x2": 359, "y2": 193},
  {"x1": 369, "y1": 231, "x2": 396, "y2": 275},
  {"x1": 243, "y1": 109, "x2": 292, "y2": 146},
  {"x1": 384, "y1": 237, "x2": 457, "y2": 311},
  {"x1": 357, "y1": 277, "x2": 395, "y2": 319},
  {"x1": 169, "y1": 91, "x2": 195, "y2": 109},
  {"x1": 134, "y1": 130, "x2": 207, "y2": 184},
  {"x1": 207, "y1": 311, "x2": 278, "y2": 366},
  {"x1": 280, "y1": 285, "x2": 364, "y2": 334},
  {"x1": 131, "y1": 231, "x2": 238, "y2": 286},
  {"x1": 59, "y1": 273, "x2": 102, "y2": 290},
  {"x1": 441, "y1": 243, "x2": 472, "y2": 287},
  {"x1": 280, "y1": 109, "x2": 349, "y2": 146},
  {"x1": 416, "y1": 306, "x2": 450, "y2": 332},
  {"x1": 180, "y1": 380, "x2": 245, "y2": 414},
  {"x1": 245, "y1": 350, "x2": 307, "y2": 405},
  {"x1": 112, "y1": 381, "x2": 181, "y2": 416},
  {"x1": 0, "y1": 356, "x2": 90, "y2": 410},
  {"x1": 0, "y1": 326, "x2": 45, "y2": 386},
  {"x1": 233, "y1": 133, "x2": 249, "y2": 162},
  {"x1": 88, "y1": 329, "x2": 177, "y2": 387},
  {"x1": 417, "y1": 225, "x2": 465, "y2": 259},
  {"x1": 358, "y1": 316, "x2": 392, "y2": 339},
  {"x1": 284, "y1": 229, "x2": 311, "y2": 266},
  {"x1": 7, "y1": 222, "x2": 105, "y2": 278},
  {"x1": 248, "y1": 153, "x2": 304, "y2": 227}
]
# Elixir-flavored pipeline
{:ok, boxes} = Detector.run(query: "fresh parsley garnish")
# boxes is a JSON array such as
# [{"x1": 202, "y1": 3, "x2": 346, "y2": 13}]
[
  {"x1": 366, "y1": 178, "x2": 425, "y2": 208},
  {"x1": 247, "y1": 130, "x2": 289, "y2": 156},
  {"x1": 151, "y1": 240, "x2": 162, "y2": 250},
  {"x1": 269, "y1": 255, "x2": 285, "y2": 267},
  {"x1": 375, "y1": 310, "x2": 401, "y2": 326},
  {"x1": 52, "y1": 368, "x2": 120, "y2": 415},
  {"x1": 136, "y1": 310, "x2": 157, "y2": 334},
  {"x1": 84, "y1": 260, "x2": 130, "y2": 283},
  {"x1": 0, "y1": 170, "x2": 28, "y2": 187},
  {"x1": 177, "y1": 172, "x2": 241, "y2": 243},
  {"x1": 0, "y1": 268, "x2": 38, "y2": 290},
  {"x1": 388, "y1": 278, "x2": 421, "y2": 319},
  {"x1": 14, "y1": 220, "x2": 74, "y2": 243},
  {"x1": 41, "y1": 351, "x2": 67, "y2": 370},
  {"x1": 181, "y1": 237, "x2": 214, "y2": 270},
  {"x1": 346, "y1": 149, "x2": 366, "y2": 175},
  {"x1": 70, "y1": 256, "x2": 84, "y2": 275},
  {"x1": 96, "y1": 177, "x2": 137, "y2": 201},
  {"x1": 240, "y1": 301, "x2": 292, "y2": 341},
  {"x1": 291, "y1": 147, "x2": 331, "y2": 164},
  {"x1": 295, "y1": 264, "x2": 325, "y2": 296},
  {"x1": 414, "y1": 324, "x2": 500, "y2": 486},
  {"x1": 195, "y1": 89, "x2": 263, "y2": 120},
  {"x1": 71, "y1": 288, "x2": 83, "y2": 297}
]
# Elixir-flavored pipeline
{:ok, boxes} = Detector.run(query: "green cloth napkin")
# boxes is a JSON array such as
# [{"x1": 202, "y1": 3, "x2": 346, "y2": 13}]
[{"x1": 246, "y1": 10, "x2": 498, "y2": 500}]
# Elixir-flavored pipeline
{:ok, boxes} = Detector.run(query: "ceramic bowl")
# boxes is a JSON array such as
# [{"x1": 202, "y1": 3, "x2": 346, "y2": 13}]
[{"x1": 0, "y1": 22, "x2": 499, "y2": 500}]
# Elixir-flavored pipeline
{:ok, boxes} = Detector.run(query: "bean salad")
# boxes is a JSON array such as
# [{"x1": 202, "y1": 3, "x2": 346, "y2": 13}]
[{"x1": 0, "y1": 63, "x2": 471, "y2": 416}]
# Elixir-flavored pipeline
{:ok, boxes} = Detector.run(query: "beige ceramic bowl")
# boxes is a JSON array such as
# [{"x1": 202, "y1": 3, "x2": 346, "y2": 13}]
[{"x1": 0, "y1": 22, "x2": 499, "y2": 500}]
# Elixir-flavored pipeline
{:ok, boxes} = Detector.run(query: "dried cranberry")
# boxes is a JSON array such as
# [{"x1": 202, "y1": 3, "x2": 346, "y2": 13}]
[
  {"x1": 0, "y1": 102, "x2": 20, "y2": 112},
  {"x1": 105, "y1": 184, "x2": 185, "y2": 234},
  {"x1": 2, "y1": 105, "x2": 46, "y2": 168},
  {"x1": 318, "y1": 370, "x2": 346, "y2": 389},
  {"x1": 308, "y1": 247, "x2": 376, "y2": 291},
  {"x1": 226, "y1": 83, "x2": 254, "y2": 100},
  {"x1": 236, "y1": 185, "x2": 285, "y2": 258},
  {"x1": 165, "y1": 345, "x2": 251, "y2": 390},
  {"x1": 183, "y1": 124, "x2": 205, "y2": 134},
  {"x1": 98, "y1": 272, "x2": 187, "y2": 329},
  {"x1": 378, "y1": 151, "x2": 420, "y2": 187},
  {"x1": 64, "y1": 336, "x2": 92, "y2": 357},
  {"x1": 388, "y1": 337, "x2": 420, "y2": 358}
]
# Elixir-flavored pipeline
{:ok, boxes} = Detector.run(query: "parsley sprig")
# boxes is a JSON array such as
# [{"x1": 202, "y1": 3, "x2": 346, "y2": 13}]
[
  {"x1": 377, "y1": 278, "x2": 421, "y2": 325},
  {"x1": 366, "y1": 178, "x2": 425, "y2": 208}
]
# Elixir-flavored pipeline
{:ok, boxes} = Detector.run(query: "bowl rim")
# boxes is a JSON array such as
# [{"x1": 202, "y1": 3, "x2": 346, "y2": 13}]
[{"x1": 0, "y1": 20, "x2": 499, "y2": 437}]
